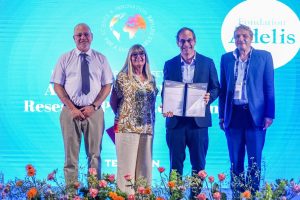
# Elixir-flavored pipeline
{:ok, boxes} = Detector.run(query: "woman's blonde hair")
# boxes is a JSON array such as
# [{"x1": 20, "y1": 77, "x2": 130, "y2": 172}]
[{"x1": 120, "y1": 44, "x2": 152, "y2": 81}]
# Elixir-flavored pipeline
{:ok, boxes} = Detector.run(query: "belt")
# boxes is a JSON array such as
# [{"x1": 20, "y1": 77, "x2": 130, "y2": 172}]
[
  {"x1": 64, "y1": 104, "x2": 88, "y2": 109},
  {"x1": 234, "y1": 104, "x2": 249, "y2": 110},
  {"x1": 74, "y1": 105, "x2": 88, "y2": 109}
]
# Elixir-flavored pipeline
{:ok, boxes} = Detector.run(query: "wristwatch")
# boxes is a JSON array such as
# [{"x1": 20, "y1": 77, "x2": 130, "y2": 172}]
[{"x1": 91, "y1": 104, "x2": 100, "y2": 111}]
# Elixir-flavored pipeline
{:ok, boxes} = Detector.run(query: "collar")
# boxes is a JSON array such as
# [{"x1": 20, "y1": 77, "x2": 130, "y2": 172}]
[
  {"x1": 233, "y1": 47, "x2": 253, "y2": 60},
  {"x1": 180, "y1": 54, "x2": 196, "y2": 66},
  {"x1": 75, "y1": 48, "x2": 92, "y2": 57}
]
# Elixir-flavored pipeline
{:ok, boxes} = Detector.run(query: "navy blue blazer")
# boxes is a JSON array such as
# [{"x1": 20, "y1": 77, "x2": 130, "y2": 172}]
[
  {"x1": 162, "y1": 53, "x2": 220, "y2": 128},
  {"x1": 219, "y1": 48, "x2": 275, "y2": 128}
]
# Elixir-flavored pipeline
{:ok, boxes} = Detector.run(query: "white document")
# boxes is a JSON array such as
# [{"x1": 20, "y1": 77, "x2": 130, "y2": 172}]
[
  {"x1": 185, "y1": 83, "x2": 208, "y2": 117},
  {"x1": 163, "y1": 80, "x2": 208, "y2": 117},
  {"x1": 163, "y1": 80, "x2": 185, "y2": 116}
]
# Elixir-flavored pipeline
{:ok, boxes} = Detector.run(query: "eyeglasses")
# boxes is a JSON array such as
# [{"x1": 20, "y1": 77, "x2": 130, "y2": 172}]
[
  {"x1": 178, "y1": 38, "x2": 194, "y2": 45},
  {"x1": 74, "y1": 32, "x2": 91, "y2": 38},
  {"x1": 131, "y1": 51, "x2": 145, "y2": 58}
]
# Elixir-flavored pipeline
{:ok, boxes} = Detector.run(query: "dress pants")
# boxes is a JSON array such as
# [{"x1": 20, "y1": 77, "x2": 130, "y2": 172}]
[
  {"x1": 60, "y1": 106, "x2": 104, "y2": 184},
  {"x1": 116, "y1": 133, "x2": 153, "y2": 195},
  {"x1": 166, "y1": 117, "x2": 208, "y2": 175},
  {"x1": 225, "y1": 105, "x2": 266, "y2": 198}
]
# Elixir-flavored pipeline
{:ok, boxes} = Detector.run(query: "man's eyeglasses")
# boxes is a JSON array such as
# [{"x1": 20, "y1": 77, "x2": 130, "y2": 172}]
[
  {"x1": 178, "y1": 38, "x2": 194, "y2": 45},
  {"x1": 131, "y1": 51, "x2": 145, "y2": 58},
  {"x1": 74, "y1": 32, "x2": 91, "y2": 38}
]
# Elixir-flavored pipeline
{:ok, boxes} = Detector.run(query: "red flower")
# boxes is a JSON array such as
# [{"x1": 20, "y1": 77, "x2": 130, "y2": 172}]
[
  {"x1": 47, "y1": 171, "x2": 56, "y2": 181},
  {"x1": 89, "y1": 188, "x2": 98, "y2": 198},
  {"x1": 99, "y1": 180, "x2": 107, "y2": 188},
  {"x1": 213, "y1": 192, "x2": 221, "y2": 200},
  {"x1": 73, "y1": 181, "x2": 80, "y2": 189},
  {"x1": 108, "y1": 174, "x2": 115, "y2": 182},
  {"x1": 218, "y1": 173, "x2": 226, "y2": 182},
  {"x1": 208, "y1": 176, "x2": 215, "y2": 183},
  {"x1": 26, "y1": 164, "x2": 34, "y2": 171},
  {"x1": 128, "y1": 194, "x2": 135, "y2": 200},
  {"x1": 26, "y1": 164, "x2": 36, "y2": 177},
  {"x1": 198, "y1": 170, "x2": 207, "y2": 179},
  {"x1": 124, "y1": 174, "x2": 132, "y2": 181},
  {"x1": 88, "y1": 168, "x2": 97, "y2": 175},
  {"x1": 196, "y1": 193, "x2": 206, "y2": 200},
  {"x1": 137, "y1": 186, "x2": 145, "y2": 194},
  {"x1": 158, "y1": 167, "x2": 165, "y2": 173}
]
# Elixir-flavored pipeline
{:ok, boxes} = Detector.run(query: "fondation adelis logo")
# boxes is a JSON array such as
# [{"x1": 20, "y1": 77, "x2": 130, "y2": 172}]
[
  {"x1": 100, "y1": 4, "x2": 155, "y2": 52},
  {"x1": 221, "y1": 0, "x2": 300, "y2": 69}
]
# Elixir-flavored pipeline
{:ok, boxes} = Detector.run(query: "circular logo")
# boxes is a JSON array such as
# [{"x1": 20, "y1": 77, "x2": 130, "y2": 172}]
[
  {"x1": 221, "y1": 0, "x2": 300, "y2": 69},
  {"x1": 100, "y1": 4, "x2": 155, "y2": 52}
]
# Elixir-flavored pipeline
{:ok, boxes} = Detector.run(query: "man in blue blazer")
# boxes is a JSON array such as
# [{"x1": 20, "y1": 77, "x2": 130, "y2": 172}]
[
  {"x1": 219, "y1": 24, "x2": 275, "y2": 198},
  {"x1": 162, "y1": 27, "x2": 219, "y2": 198}
]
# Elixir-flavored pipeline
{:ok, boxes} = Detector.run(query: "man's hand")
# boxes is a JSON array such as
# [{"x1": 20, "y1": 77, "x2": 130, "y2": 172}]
[
  {"x1": 80, "y1": 106, "x2": 95, "y2": 118},
  {"x1": 263, "y1": 117, "x2": 273, "y2": 130},
  {"x1": 204, "y1": 92, "x2": 210, "y2": 105},
  {"x1": 219, "y1": 118, "x2": 225, "y2": 131},
  {"x1": 70, "y1": 108, "x2": 85, "y2": 120},
  {"x1": 163, "y1": 111, "x2": 174, "y2": 118}
]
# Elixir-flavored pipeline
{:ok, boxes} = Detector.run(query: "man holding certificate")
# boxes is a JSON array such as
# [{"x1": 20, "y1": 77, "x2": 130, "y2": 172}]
[{"x1": 162, "y1": 27, "x2": 219, "y2": 198}]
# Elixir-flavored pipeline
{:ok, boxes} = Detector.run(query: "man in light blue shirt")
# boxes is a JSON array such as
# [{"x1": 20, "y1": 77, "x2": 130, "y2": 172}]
[{"x1": 50, "y1": 23, "x2": 114, "y2": 185}]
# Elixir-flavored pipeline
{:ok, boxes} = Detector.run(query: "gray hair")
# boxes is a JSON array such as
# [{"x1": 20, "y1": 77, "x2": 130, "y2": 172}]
[
  {"x1": 234, "y1": 24, "x2": 253, "y2": 38},
  {"x1": 73, "y1": 23, "x2": 91, "y2": 34}
]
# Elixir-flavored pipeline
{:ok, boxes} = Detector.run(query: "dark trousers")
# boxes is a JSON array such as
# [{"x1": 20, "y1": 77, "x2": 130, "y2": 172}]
[
  {"x1": 166, "y1": 117, "x2": 208, "y2": 175},
  {"x1": 226, "y1": 105, "x2": 266, "y2": 197}
]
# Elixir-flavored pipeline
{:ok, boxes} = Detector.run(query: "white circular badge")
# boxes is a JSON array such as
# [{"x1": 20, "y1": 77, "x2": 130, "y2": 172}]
[{"x1": 221, "y1": 0, "x2": 300, "y2": 69}]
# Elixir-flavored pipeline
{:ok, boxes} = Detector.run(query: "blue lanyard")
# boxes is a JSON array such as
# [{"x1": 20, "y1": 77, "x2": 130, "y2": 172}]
[{"x1": 234, "y1": 49, "x2": 252, "y2": 83}]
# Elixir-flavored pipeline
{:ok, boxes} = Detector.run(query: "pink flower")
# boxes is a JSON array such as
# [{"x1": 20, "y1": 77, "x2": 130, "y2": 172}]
[
  {"x1": 99, "y1": 180, "x2": 107, "y2": 188},
  {"x1": 88, "y1": 168, "x2": 97, "y2": 175},
  {"x1": 213, "y1": 192, "x2": 221, "y2": 200},
  {"x1": 73, "y1": 196, "x2": 81, "y2": 200},
  {"x1": 198, "y1": 170, "x2": 207, "y2": 179},
  {"x1": 281, "y1": 196, "x2": 287, "y2": 200},
  {"x1": 196, "y1": 193, "x2": 206, "y2": 200},
  {"x1": 128, "y1": 194, "x2": 135, "y2": 200},
  {"x1": 108, "y1": 174, "x2": 115, "y2": 182},
  {"x1": 158, "y1": 167, "x2": 165, "y2": 173},
  {"x1": 178, "y1": 185, "x2": 186, "y2": 191},
  {"x1": 293, "y1": 184, "x2": 300, "y2": 192},
  {"x1": 47, "y1": 171, "x2": 56, "y2": 181},
  {"x1": 89, "y1": 188, "x2": 98, "y2": 198},
  {"x1": 218, "y1": 173, "x2": 226, "y2": 182},
  {"x1": 138, "y1": 186, "x2": 145, "y2": 194},
  {"x1": 208, "y1": 176, "x2": 215, "y2": 183},
  {"x1": 124, "y1": 174, "x2": 132, "y2": 181}
]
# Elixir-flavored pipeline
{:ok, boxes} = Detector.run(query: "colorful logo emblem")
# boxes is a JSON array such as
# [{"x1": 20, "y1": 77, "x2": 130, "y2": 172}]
[{"x1": 101, "y1": 5, "x2": 155, "y2": 52}]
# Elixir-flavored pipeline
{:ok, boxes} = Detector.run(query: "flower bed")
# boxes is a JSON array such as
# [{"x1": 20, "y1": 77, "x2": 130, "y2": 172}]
[{"x1": 0, "y1": 164, "x2": 299, "y2": 200}]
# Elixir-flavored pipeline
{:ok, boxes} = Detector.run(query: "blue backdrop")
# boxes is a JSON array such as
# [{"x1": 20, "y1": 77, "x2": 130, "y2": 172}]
[{"x1": 0, "y1": 0, "x2": 299, "y2": 185}]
